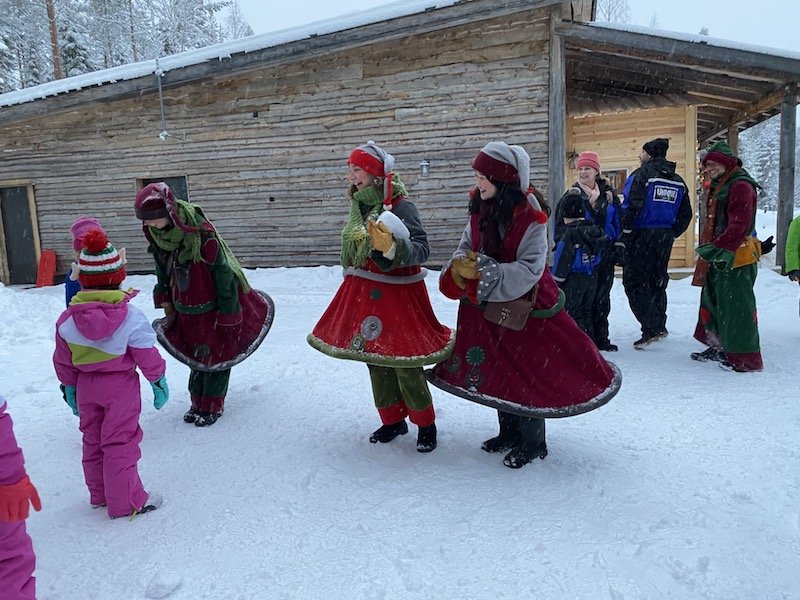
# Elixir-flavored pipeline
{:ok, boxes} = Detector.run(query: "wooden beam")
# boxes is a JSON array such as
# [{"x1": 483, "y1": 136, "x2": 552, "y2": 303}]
[
  {"x1": 556, "y1": 21, "x2": 800, "y2": 81},
  {"x1": 776, "y1": 83, "x2": 797, "y2": 271}
]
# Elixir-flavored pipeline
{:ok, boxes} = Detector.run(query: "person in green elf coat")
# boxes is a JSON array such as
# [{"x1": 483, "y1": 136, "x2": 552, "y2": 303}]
[
  {"x1": 691, "y1": 141, "x2": 763, "y2": 372},
  {"x1": 784, "y1": 215, "x2": 800, "y2": 283}
]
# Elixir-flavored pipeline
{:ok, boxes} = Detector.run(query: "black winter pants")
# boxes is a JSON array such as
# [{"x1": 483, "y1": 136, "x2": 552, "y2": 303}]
[
  {"x1": 591, "y1": 254, "x2": 615, "y2": 346},
  {"x1": 560, "y1": 271, "x2": 598, "y2": 338},
  {"x1": 622, "y1": 228, "x2": 674, "y2": 337}
]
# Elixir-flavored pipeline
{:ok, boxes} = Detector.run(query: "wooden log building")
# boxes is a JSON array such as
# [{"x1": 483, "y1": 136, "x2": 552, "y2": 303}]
[{"x1": 0, "y1": 0, "x2": 797, "y2": 284}]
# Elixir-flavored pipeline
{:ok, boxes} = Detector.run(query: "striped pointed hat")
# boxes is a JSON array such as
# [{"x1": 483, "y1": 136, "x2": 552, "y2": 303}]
[{"x1": 77, "y1": 228, "x2": 126, "y2": 288}]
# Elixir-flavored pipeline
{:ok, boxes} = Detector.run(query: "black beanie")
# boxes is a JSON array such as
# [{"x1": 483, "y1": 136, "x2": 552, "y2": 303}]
[{"x1": 643, "y1": 138, "x2": 669, "y2": 159}]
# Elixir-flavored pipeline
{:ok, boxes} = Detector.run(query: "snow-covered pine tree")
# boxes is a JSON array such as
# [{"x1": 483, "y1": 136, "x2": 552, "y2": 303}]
[
  {"x1": 739, "y1": 110, "x2": 800, "y2": 209},
  {"x1": 58, "y1": 0, "x2": 96, "y2": 77}
]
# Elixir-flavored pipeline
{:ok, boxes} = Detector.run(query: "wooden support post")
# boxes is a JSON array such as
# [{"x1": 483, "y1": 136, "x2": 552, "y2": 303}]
[
  {"x1": 548, "y1": 6, "x2": 566, "y2": 219},
  {"x1": 776, "y1": 83, "x2": 797, "y2": 272}
]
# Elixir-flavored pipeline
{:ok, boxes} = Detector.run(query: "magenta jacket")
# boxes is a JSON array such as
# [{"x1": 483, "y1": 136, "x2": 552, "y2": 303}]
[{"x1": 54, "y1": 290, "x2": 165, "y2": 386}]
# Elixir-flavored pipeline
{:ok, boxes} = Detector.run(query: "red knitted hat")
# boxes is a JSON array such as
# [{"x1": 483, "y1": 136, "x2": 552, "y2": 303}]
[
  {"x1": 576, "y1": 151, "x2": 600, "y2": 172},
  {"x1": 471, "y1": 151, "x2": 520, "y2": 185},
  {"x1": 348, "y1": 142, "x2": 396, "y2": 209},
  {"x1": 701, "y1": 141, "x2": 739, "y2": 170},
  {"x1": 77, "y1": 229, "x2": 126, "y2": 288}
]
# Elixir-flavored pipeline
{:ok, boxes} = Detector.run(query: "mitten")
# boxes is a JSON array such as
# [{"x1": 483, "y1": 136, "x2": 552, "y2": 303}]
[
  {"x1": 449, "y1": 266, "x2": 466, "y2": 290},
  {"x1": 151, "y1": 375, "x2": 169, "y2": 410},
  {"x1": 452, "y1": 251, "x2": 479, "y2": 280},
  {"x1": 64, "y1": 385, "x2": 78, "y2": 416},
  {"x1": 366, "y1": 219, "x2": 394, "y2": 253},
  {"x1": 788, "y1": 270, "x2": 800, "y2": 282},
  {"x1": 613, "y1": 244, "x2": 626, "y2": 267},
  {"x1": 759, "y1": 235, "x2": 775, "y2": 255},
  {"x1": 0, "y1": 475, "x2": 42, "y2": 522}
]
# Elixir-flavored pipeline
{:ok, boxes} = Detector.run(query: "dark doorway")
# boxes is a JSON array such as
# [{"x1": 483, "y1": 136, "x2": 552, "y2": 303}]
[{"x1": 0, "y1": 186, "x2": 38, "y2": 284}]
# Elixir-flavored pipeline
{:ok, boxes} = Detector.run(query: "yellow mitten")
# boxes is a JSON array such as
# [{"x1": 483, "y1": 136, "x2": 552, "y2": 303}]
[
  {"x1": 452, "y1": 252, "x2": 479, "y2": 280},
  {"x1": 367, "y1": 219, "x2": 394, "y2": 253}
]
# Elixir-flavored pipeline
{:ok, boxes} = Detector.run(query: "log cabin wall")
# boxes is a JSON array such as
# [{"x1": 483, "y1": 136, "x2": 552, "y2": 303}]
[
  {"x1": 565, "y1": 105, "x2": 698, "y2": 268},
  {"x1": 0, "y1": 5, "x2": 553, "y2": 278}
]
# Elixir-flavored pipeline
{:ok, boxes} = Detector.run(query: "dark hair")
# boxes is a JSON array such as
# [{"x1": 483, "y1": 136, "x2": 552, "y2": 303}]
[
  {"x1": 529, "y1": 185, "x2": 551, "y2": 217},
  {"x1": 469, "y1": 180, "x2": 528, "y2": 258}
]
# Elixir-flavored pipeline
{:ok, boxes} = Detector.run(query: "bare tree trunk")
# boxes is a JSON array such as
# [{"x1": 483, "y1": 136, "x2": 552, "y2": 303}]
[
  {"x1": 128, "y1": 0, "x2": 139, "y2": 62},
  {"x1": 45, "y1": 0, "x2": 64, "y2": 79}
]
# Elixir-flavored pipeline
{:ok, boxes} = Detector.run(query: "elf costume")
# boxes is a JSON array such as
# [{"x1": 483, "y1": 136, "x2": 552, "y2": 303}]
[
  {"x1": 135, "y1": 183, "x2": 274, "y2": 426},
  {"x1": 308, "y1": 142, "x2": 454, "y2": 452},
  {"x1": 427, "y1": 142, "x2": 621, "y2": 468},
  {"x1": 691, "y1": 141, "x2": 763, "y2": 372}
]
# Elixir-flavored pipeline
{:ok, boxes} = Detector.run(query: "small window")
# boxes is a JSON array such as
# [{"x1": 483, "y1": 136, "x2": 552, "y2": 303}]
[
  {"x1": 140, "y1": 176, "x2": 189, "y2": 201},
  {"x1": 603, "y1": 169, "x2": 628, "y2": 194}
]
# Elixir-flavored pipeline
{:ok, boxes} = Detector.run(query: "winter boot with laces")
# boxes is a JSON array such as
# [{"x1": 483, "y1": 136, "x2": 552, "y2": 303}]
[
  {"x1": 690, "y1": 347, "x2": 724, "y2": 363},
  {"x1": 369, "y1": 420, "x2": 408, "y2": 444},
  {"x1": 503, "y1": 417, "x2": 547, "y2": 469},
  {"x1": 481, "y1": 410, "x2": 521, "y2": 453},
  {"x1": 416, "y1": 423, "x2": 437, "y2": 453}
]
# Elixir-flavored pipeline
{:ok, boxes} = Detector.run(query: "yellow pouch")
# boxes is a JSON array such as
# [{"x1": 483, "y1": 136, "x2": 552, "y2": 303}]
[{"x1": 732, "y1": 236, "x2": 760, "y2": 268}]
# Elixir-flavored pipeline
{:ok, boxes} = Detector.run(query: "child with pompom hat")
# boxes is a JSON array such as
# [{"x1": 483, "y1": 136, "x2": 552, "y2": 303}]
[{"x1": 53, "y1": 227, "x2": 169, "y2": 518}]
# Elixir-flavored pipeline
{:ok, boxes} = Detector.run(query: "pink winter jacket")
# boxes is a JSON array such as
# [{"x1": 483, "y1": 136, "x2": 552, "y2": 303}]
[
  {"x1": 53, "y1": 290, "x2": 165, "y2": 387},
  {"x1": 0, "y1": 399, "x2": 26, "y2": 487}
]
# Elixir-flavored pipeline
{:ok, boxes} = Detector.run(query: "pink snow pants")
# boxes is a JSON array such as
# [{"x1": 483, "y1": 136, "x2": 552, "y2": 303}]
[
  {"x1": 0, "y1": 520, "x2": 35, "y2": 599},
  {"x1": 77, "y1": 370, "x2": 148, "y2": 519}
]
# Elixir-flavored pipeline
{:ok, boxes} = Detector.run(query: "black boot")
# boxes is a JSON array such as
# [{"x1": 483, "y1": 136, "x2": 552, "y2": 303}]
[
  {"x1": 416, "y1": 423, "x2": 437, "y2": 453},
  {"x1": 194, "y1": 411, "x2": 222, "y2": 427},
  {"x1": 503, "y1": 418, "x2": 547, "y2": 469},
  {"x1": 481, "y1": 411, "x2": 521, "y2": 453},
  {"x1": 369, "y1": 420, "x2": 408, "y2": 443},
  {"x1": 183, "y1": 408, "x2": 200, "y2": 424},
  {"x1": 690, "y1": 347, "x2": 724, "y2": 362}
]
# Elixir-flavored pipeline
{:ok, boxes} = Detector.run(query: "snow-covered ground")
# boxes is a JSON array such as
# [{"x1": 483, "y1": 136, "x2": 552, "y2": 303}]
[{"x1": 1, "y1": 218, "x2": 798, "y2": 599}]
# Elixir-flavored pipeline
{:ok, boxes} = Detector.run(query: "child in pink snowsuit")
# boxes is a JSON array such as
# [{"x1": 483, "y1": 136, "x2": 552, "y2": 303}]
[
  {"x1": 0, "y1": 396, "x2": 42, "y2": 600},
  {"x1": 53, "y1": 228, "x2": 169, "y2": 519}
]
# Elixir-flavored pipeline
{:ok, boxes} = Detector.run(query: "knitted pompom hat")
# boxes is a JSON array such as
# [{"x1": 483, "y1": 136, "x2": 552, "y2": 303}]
[
  {"x1": 134, "y1": 182, "x2": 198, "y2": 233},
  {"x1": 70, "y1": 216, "x2": 103, "y2": 252},
  {"x1": 77, "y1": 228, "x2": 126, "y2": 288},
  {"x1": 348, "y1": 141, "x2": 396, "y2": 209},
  {"x1": 701, "y1": 141, "x2": 740, "y2": 170},
  {"x1": 471, "y1": 141, "x2": 531, "y2": 193}
]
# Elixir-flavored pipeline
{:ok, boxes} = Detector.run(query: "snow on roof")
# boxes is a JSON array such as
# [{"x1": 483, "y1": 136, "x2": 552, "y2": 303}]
[
  {"x1": 586, "y1": 21, "x2": 800, "y2": 62},
  {"x1": 0, "y1": 0, "x2": 459, "y2": 109}
]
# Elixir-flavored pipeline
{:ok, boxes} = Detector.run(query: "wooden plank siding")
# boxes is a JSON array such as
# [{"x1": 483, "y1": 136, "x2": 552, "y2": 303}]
[
  {"x1": 0, "y1": 8, "x2": 553, "y2": 278},
  {"x1": 565, "y1": 105, "x2": 698, "y2": 267}
]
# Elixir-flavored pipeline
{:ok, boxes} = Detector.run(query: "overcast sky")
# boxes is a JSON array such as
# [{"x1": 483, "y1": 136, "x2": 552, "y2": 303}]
[{"x1": 233, "y1": 0, "x2": 800, "y2": 54}]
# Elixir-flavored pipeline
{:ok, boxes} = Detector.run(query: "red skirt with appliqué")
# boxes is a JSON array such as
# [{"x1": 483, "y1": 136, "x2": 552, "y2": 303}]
[{"x1": 308, "y1": 262, "x2": 454, "y2": 367}]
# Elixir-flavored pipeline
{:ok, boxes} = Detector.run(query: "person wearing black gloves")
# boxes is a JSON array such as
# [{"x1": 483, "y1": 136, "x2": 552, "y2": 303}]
[
  {"x1": 620, "y1": 138, "x2": 692, "y2": 349},
  {"x1": 553, "y1": 151, "x2": 621, "y2": 350}
]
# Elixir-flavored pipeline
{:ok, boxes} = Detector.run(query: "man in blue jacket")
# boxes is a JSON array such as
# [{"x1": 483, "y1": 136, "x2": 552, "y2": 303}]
[{"x1": 621, "y1": 138, "x2": 693, "y2": 348}]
